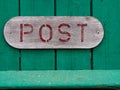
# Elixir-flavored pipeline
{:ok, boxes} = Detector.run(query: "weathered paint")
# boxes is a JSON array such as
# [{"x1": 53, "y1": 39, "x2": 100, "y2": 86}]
[
  {"x1": 4, "y1": 16, "x2": 104, "y2": 49},
  {"x1": 0, "y1": 0, "x2": 120, "y2": 89}
]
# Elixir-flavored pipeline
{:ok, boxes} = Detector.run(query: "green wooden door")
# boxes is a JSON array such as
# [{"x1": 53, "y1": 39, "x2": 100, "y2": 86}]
[
  {"x1": 1, "y1": 0, "x2": 120, "y2": 88},
  {"x1": 1, "y1": 0, "x2": 120, "y2": 70}
]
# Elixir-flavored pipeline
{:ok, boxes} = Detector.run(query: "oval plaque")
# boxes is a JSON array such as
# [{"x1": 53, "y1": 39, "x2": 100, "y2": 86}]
[{"x1": 4, "y1": 16, "x2": 104, "y2": 49}]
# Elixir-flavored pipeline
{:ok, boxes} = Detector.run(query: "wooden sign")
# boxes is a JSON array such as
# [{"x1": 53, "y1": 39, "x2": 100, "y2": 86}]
[{"x1": 4, "y1": 16, "x2": 104, "y2": 49}]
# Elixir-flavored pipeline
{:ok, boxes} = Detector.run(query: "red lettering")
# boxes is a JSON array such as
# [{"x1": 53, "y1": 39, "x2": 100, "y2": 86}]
[
  {"x1": 20, "y1": 24, "x2": 33, "y2": 42},
  {"x1": 58, "y1": 23, "x2": 71, "y2": 42},
  {"x1": 20, "y1": 23, "x2": 87, "y2": 43},
  {"x1": 39, "y1": 24, "x2": 52, "y2": 42},
  {"x1": 20, "y1": 24, "x2": 23, "y2": 42},
  {"x1": 24, "y1": 24, "x2": 33, "y2": 34},
  {"x1": 77, "y1": 24, "x2": 87, "y2": 42}
]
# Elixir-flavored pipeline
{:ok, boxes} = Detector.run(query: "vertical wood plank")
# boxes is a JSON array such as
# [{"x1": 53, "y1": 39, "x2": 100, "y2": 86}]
[
  {"x1": 0, "y1": 0, "x2": 19, "y2": 70},
  {"x1": 20, "y1": 0, "x2": 55, "y2": 70},
  {"x1": 56, "y1": 0, "x2": 91, "y2": 70},
  {"x1": 93, "y1": 0, "x2": 120, "y2": 69}
]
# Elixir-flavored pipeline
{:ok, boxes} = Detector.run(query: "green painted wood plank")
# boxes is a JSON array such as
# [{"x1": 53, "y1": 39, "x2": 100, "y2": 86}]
[
  {"x1": 93, "y1": 0, "x2": 120, "y2": 69},
  {"x1": 0, "y1": 70, "x2": 120, "y2": 89},
  {"x1": 0, "y1": 0, "x2": 19, "y2": 70},
  {"x1": 56, "y1": 0, "x2": 91, "y2": 70},
  {"x1": 20, "y1": 0, "x2": 55, "y2": 70}
]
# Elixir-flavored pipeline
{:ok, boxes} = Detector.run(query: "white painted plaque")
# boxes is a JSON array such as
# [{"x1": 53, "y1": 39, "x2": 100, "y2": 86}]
[{"x1": 4, "y1": 16, "x2": 104, "y2": 49}]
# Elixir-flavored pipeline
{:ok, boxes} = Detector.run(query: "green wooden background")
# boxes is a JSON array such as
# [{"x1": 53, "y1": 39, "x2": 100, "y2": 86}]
[{"x1": 0, "y1": 0, "x2": 120, "y2": 71}]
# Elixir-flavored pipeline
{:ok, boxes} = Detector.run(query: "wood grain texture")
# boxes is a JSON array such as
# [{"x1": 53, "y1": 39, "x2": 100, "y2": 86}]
[
  {"x1": 56, "y1": 0, "x2": 91, "y2": 70},
  {"x1": 20, "y1": 0, "x2": 55, "y2": 70},
  {"x1": 0, "y1": 0, "x2": 19, "y2": 70},
  {"x1": 0, "y1": 70, "x2": 120, "y2": 88},
  {"x1": 4, "y1": 16, "x2": 104, "y2": 49},
  {"x1": 93, "y1": 0, "x2": 120, "y2": 69}
]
